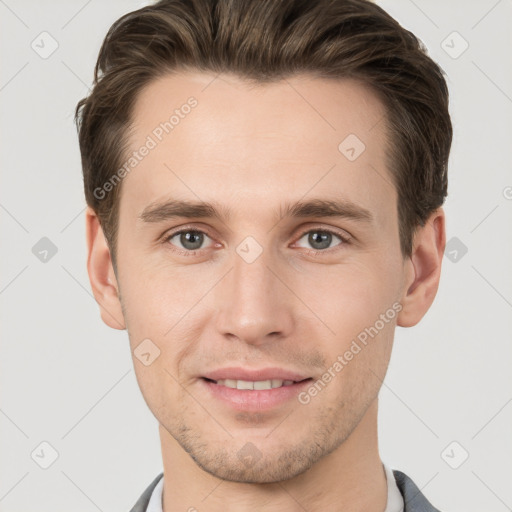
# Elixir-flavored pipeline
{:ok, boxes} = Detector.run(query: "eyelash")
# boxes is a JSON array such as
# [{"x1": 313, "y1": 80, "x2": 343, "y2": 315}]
[{"x1": 161, "y1": 225, "x2": 352, "y2": 257}]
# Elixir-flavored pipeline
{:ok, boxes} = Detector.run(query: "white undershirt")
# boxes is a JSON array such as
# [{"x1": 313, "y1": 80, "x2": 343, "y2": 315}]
[{"x1": 146, "y1": 462, "x2": 404, "y2": 512}]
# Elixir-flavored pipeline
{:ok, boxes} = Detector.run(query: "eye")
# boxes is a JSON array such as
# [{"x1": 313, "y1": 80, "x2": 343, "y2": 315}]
[
  {"x1": 294, "y1": 228, "x2": 350, "y2": 252},
  {"x1": 161, "y1": 226, "x2": 351, "y2": 256},
  {"x1": 163, "y1": 229, "x2": 215, "y2": 253}
]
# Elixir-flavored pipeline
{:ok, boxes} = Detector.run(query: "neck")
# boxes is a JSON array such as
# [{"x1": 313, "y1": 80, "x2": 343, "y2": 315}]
[{"x1": 159, "y1": 398, "x2": 387, "y2": 512}]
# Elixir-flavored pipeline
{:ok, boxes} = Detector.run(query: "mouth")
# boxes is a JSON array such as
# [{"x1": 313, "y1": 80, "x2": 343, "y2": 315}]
[
  {"x1": 199, "y1": 371, "x2": 314, "y2": 412},
  {"x1": 202, "y1": 377, "x2": 311, "y2": 390}
]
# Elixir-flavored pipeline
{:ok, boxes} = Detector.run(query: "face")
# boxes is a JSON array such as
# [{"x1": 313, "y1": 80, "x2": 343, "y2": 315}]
[{"x1": 112, "y1": 71, "x2": 410, "y2": 483}]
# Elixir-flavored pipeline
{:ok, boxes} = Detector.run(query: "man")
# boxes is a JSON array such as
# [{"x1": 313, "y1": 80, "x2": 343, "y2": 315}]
[{"x1": 75, "y1": 0, "x2": 451, "y2": 510}]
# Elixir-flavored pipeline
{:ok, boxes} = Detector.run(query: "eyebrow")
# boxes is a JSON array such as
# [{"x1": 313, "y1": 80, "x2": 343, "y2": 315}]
[{"x1": 138, "y1": 197, "x2": 373, "y2": 224}]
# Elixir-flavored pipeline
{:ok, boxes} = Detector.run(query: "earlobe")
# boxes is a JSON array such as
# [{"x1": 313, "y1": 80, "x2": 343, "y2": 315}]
[
  {"x1": 85, "y1": 207, "x2": 126, "y2": 330},
  {"x1": 397, "y1": 208, "x2": 446, "y2": 328}
]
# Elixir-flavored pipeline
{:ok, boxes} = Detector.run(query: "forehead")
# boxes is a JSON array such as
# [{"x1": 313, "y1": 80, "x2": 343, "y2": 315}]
[
  {"x1": 119, "y1": 70, "x2": 394, "y2": 226},
  {"x1": 129, "y1": 71, "x2": 387, "y2": 154}
]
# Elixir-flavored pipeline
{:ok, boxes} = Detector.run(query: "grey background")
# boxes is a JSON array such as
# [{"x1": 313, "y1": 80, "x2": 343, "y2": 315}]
[{"x1": 1, "y1": 0, "x2": 511, "y2": 510}]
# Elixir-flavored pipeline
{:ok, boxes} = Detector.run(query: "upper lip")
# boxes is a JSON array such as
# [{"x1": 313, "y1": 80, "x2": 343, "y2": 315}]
[{"x1": 202, "y1": 367, "x2": 311, "y2": 382}]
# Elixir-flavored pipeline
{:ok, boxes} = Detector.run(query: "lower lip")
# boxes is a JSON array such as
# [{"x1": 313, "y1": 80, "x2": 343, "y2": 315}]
[{"x1": 200, "y1": 378, "x2": 313, "y2": 411}]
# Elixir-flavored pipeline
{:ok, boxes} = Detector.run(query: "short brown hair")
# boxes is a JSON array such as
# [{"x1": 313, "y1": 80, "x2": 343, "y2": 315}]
[{"x1": 75, "y1": 0, "x2": 452, "y2": 271}]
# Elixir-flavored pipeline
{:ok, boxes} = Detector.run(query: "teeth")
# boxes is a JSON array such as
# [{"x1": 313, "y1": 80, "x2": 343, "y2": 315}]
[
  {"x1": 254, "y1": 380, "x2": 272, "y2": 390},
  {"x1": 215, "y1": 379, "x2": 296, "y2": 389},
  {"x1": 237, "y1": 380, "x2": 254, "y2": 390}
]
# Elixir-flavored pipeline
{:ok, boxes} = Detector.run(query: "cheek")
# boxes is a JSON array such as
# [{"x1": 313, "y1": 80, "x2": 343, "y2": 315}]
[
  {"x1": 299, "y1": 261, "x2": 400, "y2": 386},
  {"x1": 119, "y1": 264, "x2": 194, "y2": 333},
  {"x1": 120, "y1": 269, "x2": 207, "y2": 375},
  {"x1": 299, "y1": 263, "x2": 399, "y2": 336}
]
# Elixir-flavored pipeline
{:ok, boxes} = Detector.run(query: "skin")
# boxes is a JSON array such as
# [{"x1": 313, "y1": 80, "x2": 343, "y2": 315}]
[{"x1": 86, "y1": 71, "x2": 445, "y2": 511}]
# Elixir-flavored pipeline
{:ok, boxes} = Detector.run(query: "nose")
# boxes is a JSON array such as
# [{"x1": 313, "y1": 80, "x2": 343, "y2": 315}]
[{"x1": 214, "y1": 245, "x2": 294, "y2": 347}]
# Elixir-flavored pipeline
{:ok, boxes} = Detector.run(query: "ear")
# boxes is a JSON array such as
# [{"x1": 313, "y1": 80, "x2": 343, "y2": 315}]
[
  {"x1": 85, "y1": 207, "x2": 126, "y2": 330},
  {"x1": 397, "y1": 208, "x2": 446, "y2": 328}
]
